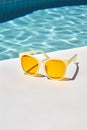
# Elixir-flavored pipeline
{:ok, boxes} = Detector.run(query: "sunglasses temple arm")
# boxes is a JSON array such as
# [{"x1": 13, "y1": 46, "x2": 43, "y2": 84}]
[
  {"x1": 67, "y1": 54, "x2": 77, "y2": 65},
  {"x1": 43, "y1": 52, "x2": 50, "y2": 59},
  {"x1": 20, "y1": 50, "x2": 50, "y2": 59}
]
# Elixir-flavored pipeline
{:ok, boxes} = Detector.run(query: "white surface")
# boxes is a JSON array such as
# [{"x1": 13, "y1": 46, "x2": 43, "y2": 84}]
[{"x1": 0, "y1": 46, "x2": 87, "y2": 130}]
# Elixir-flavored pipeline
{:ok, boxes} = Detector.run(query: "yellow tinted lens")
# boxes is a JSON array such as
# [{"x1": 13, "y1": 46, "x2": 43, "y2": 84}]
[
  {"x1": 21, "y1": 55, "x2": 38, "y2": 75},
  {"x1": 45, "y1": 60, "x2": 66, "y2": 79}
]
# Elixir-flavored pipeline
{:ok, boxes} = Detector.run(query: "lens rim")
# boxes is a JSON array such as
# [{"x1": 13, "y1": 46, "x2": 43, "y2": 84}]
[
  {"x1": 44, "y1": 58, "x2": 67, "y2": 80},
  {"x1": 21, "y1": 55, "x2": 39, "y2": 76}
]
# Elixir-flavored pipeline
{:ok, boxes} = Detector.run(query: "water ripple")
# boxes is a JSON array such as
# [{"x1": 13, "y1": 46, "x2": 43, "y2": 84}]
[{"x1": 0, "y1": 5, "x2": 87, "y2": 60}]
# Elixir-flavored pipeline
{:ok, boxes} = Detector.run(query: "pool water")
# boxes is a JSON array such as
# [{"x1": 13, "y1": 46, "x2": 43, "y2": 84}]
[{"x1": 0, "y1": 5, "x2": 87, "y2": 60}]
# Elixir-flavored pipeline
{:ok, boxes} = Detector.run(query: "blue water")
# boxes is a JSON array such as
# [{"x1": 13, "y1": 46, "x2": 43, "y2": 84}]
[{"x1": 0, "y1": 5, "x2": 87, "y2": 60}]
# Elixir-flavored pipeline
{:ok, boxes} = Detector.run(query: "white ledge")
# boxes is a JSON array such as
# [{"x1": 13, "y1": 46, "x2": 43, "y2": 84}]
[{"x1": 0, "y1": 46, "x2": 87, "y2": 130}]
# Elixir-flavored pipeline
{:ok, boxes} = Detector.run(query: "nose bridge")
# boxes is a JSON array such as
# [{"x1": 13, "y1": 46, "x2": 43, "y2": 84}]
[
  {"x1": 41, "y1": 60, "x2": 44, "y2": 64},
  {"x1": 38, "y1": 60, "x2": 46, "y2": 76},
  {"x1": 39, "y1": 60, "x2": 45, "y2": 69}
]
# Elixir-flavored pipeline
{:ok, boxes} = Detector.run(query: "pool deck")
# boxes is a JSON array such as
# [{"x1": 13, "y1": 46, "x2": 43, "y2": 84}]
[{"x1": 0, "y1": 46, "x2": 87, "y2": 130}]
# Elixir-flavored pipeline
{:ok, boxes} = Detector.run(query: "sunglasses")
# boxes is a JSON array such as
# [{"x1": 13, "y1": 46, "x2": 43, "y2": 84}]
[{"x1": 19, "y1": 50, "x2": 77, "y2": 80}]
